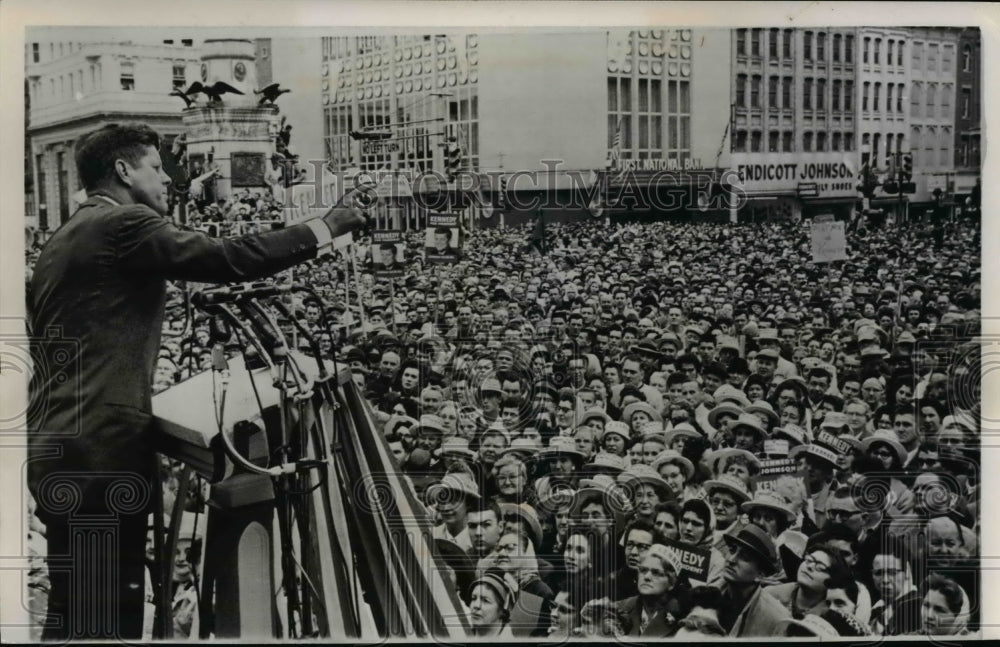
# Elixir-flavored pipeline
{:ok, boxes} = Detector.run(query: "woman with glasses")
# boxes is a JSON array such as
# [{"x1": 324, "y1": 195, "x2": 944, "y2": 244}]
[
  {"x1": 763, "y1": 543, "x2": 851, "y2": 619},
  {"x1": 491, "y1": 455, "x2": 538, "y2": 507},
  {"x1": 616, "y1": 544, "x2": 686, "y2": 637}
]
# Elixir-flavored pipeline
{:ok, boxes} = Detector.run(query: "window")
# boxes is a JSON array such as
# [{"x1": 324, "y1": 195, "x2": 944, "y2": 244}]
[
  {"x1": 768, "y1": 75, "x2": 778, "y2": 108},
  {"x1": 863, "y1": 37, "x2": 870, "y2": 63},
  {"x1": 897, "y1": 40, "x2": 904, "y2": 66},
  {"x1": 863, "y1": 81, "x2": 870, "y2": 111},
  {"x1": 163, "y1": 39, "x2": 174, "y2": 45},
  {"x1": 896, "y1": 133, "x2": 903, "y2": 154},
  {"x1": 897, "y1": 83, "x2": 904, "y2": 113},
  {"x1": 942, "y1": 44, "x2": 953, "y2": 73},
  {"x1": 873, "y1": 133, "x2": 880, "y2": 163},
  {"x1": 751, "y1": 29, "x2": 761, "y2": 56},
  {"x1": 736, "y1": 74, "x2": 747, "y2": 107},
  {"x1": 887, "y1": 40, "x2": 895, "y2": 66},
  {"x1": 844, "y1": 132, "x2": 854, "y2": 151},
  {"x1": 32, "y1": 42, "x2": 39, "y2": 63},
  {"x1": 913, "y1": 41, "x2": 923, "y2": 70},
  {"x1": 804, "y1": 31, "x2": 813, "y2": 60},
  {"x1": 845, "y1": 80, "x2": 854, "y2": 111},
  {"x1": 782, "y1": 130, "x2": 793, "y2": 152},
  {"x1": 817, "y1": 32, "x2": 826, "y2": 61},
  {"x1": 875, "y1": 38, "x2": 883, "y2": 64},
  {"x1": 961, "y1": 87, "x2": 971, "y2": 118},
  {"x1": 963, "y1": 45, "x2": 972, "y2": 71},
  {"x1": 783, "y1": 29, "x2": 792, "y2": 58},
  {"x1": 833, "y1": 132, "x2": 842, "y2": 151},
  {"x1": 172, "y1": 63, "x2": 186, "y2": 90},
  {"x1": 751, "y1": 130, "x2": 762, "y2": 152},
  {"x1": 751, "y1": 75, "x2": 761, "y2": 108},
  {"x1": 928, "y1": 43, "x2": 938, "y2": 71},
  {"x1": 817, "y1": 78, "x2": 826, "y2": 110},
  {"x1": 927, "y1": 83, "x2": 936, "y2": 118},
  {"x1": 768, "y1": 131, "x2": 779, "y2": 152},
  {"x1": 911, "y1": 82, "x2": 921, "y2": 117},
  {"x1": 737, "y1": 29, "x2": 746, "y2": 55},
  {"x1": 120, "y1": 61, "x2": 135, "y2": 91},
  {"x1": 182, "y1": 39, "x2": 193, "y2": 47},
  {"x1": 803, "y1": 77, "x2": 813, "y2": 109},
  {"x1": 845, "y1": 35, "x2": 854, "y2": 63},
  {"x1": 833, "y1": 34, "x2": 841, "y2": 62},
  {"x1": 832, "y1": 79, "x2": 841, "y2": 111},
  {"x1": 886, "y1": 83, "x2": 893, "y2": 112},
  {"x1": 735, "y1": 129, "x2": 748, "y2": 151},
  {"x1": 803, "y1": 131, "x2": 813, "y2": 151},
  {"x1": 817, "y1": 131, "x2": 827, "y2": 151},
  {"x1": 886, "y1": 134, "x2": 894, "y2": 164},
  {"x1": 782, "y1": 76, "x2": 792, "y2": 108},
  {"x1": 873, "y1": 82, "x2": 881, "y2": 111},
  {"x1": 769, "y1": 29, "x2": 779, "y2": 58}
]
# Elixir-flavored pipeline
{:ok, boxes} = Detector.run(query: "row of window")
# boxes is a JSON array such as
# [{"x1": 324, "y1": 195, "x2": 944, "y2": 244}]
[
  {"x1": 911, "y1": 40, "x2": 956, "y2": 74},
  {"x1": 735, "y1": 29, "x2": 856, "y2": 64},
  {"x1": 909, "y1": 81, "x2": 958, "y2": 120},
  {"x1": 862, "y1": 36, "x2": 905, "y2": 67},
  {"x1": 735, "y1": 75, "x2": 857, "y2": 113},
  {"x1": 861, "y1": 132, "x2": 906, "y2": 166},
  {"x1": 861, "y1": 81, "x2": 905, "y2": 113},
  {"x1": 733, "y1": 129, "x2": 855, "y2": 153}
]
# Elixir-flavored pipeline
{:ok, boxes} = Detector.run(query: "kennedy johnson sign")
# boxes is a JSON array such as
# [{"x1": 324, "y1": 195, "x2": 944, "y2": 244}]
[{"x1": 729, "y1": 152, "x2": 858, "y2": 198}]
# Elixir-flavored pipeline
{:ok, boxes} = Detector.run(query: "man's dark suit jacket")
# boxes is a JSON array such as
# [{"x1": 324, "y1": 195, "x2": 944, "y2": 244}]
[{"x1": 28, "y1": 196, "x2": 322, "y2": 521}]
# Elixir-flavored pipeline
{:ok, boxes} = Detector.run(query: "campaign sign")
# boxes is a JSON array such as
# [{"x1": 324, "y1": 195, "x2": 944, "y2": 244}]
[
  {"x1": 752, "y1": 458, "x2": 802, "y2": 494},
  {"x1": 810, "y1": 218, "x2": 848, "y2": 263},
  {"x1": 661, "y1": 537, "x2": 711, "y2": 581},
  {"x1": 814, "y1": 431, "x2": 852, "y2": 456},
  {"x1": 370, "y1": 230, "x2": 405, "y2": 277},
  {"x1": 424, "y1": 215, "x2": 462, "y2": 264}
]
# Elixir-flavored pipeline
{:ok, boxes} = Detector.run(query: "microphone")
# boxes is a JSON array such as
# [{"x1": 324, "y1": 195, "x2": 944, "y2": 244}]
[{"x1": 192, "y1": 282, "x2": 302, "y2": 308}]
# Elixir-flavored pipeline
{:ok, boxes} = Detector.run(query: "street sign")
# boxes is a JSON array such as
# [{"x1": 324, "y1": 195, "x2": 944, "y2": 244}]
[{"x1": 362, "y1": 141, "x2": 400, "y2": 155}]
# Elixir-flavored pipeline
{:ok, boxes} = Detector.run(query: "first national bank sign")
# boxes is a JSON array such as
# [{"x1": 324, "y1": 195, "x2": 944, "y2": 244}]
[{"x1": 729, "y1": 152, "x2": 857, "y2": 198}]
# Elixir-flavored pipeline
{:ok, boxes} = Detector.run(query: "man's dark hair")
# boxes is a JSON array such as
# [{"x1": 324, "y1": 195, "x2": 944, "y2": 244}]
[
  {"x1": 468, "y1": 499, "x2": 503, "y2": 524},
  {"x1": 75, "y1": 123, "x2": 162, "y2": 191}
]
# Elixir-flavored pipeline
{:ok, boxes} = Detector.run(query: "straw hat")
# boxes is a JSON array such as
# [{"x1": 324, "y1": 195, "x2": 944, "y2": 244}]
[
  {"x1": 426, "y1": 472, "x2": 481, "y2": 503},
  {"x1": 744, "y1": 401, "x2": 780, "y2": 428},
  {"x1": 435, "y1": 436, "x2": 477, "y2": 461},
  {"x1": 703, "y1": 473, "x2": 752, "y2": 503},
  {"x1": 740, "y1": 491, "x2": 796, "y2": 524},
  {"x1": 617, "y1": 464, "x2": 672, "y2": 500},
  {"x1": 860, "y1": 430, "x2": 907, "y2": 467},
  {"x1": 578, "y1": 452, "x2": 628, "y2": 476},
  {"x1": 650, "y1": 449, "x2": 695, "y2": 481},
  {"x1": 599, "y1": 420, "x2": 631, "y2": 444},
  {"x1": 707, "y1": 402, "x2": 744, "y2": 430},
  {"x1": 706, "y1": 447, "x2": 760, "y2": 478}
]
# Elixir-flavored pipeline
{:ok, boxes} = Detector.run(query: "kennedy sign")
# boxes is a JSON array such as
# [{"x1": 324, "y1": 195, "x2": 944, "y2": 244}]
[{"x1": 729, "y1": 152, "x2": 857, "y2": 197}]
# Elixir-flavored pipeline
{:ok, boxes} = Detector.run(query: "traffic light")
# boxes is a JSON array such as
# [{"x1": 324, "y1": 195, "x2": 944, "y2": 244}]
[
  {"x1": 882, "y1": 181, "x2": 899, "y2": 194},
  {"x1": 445, "y1": 137, "x2": 462, "y2": 181},
  {"x1": 497, "y1": 175, "x2": 507, "y2": 210},
  {"x1": 901, "y1": 153, "x2": 913, "y2": 180}
]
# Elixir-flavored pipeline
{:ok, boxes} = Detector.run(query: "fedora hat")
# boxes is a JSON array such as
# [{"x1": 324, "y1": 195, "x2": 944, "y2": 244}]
[
  {"x1": 414, "y1": 414, "x2": 448, "y2": 437},
  {"x1": 435, "y1": 436, "x2": 477, "y2": 461},
  {"x1": 479, "y1": 377, "x2": 503, "y2": 395},
  {"x1": 703, "y1": 473, "x2": 752, "y2": 504},
  {"x1": 741, "y1": 491, "x2": 796, "y2": 524},
  {"x1": 650, "y1": 449, "x2": 695, "y2": 481},
  {"x1": 723, "y1": 523, "x2": 780, "y2": 574}
]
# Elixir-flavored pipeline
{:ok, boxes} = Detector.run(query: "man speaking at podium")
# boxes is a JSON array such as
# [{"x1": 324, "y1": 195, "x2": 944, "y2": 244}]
[{"x1": 26, "y1": 123, "x2": 366, "y2": 640}]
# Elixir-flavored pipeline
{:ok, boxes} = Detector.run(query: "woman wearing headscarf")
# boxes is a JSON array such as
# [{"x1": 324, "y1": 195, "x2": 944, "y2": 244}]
[
  {"x1": 914, "y1": 573, "x2": 973, "y2": 636},
  {"x1": 676, "y1": 498, "x2": 726, "y2": 587}
]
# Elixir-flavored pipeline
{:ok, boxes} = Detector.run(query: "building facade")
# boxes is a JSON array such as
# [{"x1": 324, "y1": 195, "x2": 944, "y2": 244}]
[
  {"x1": 907, "y1": 28, "x2": 959, "y2": 205},
  {"x1": 953, "y1": 27, "x2": 981, "y2": 207},
  {"x1": 26, "y1": 33, "x2": 202, "y2": 231}
]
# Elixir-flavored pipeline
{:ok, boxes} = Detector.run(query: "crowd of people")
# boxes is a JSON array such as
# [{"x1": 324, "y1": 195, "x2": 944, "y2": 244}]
[{"x1": 27, "y1": 204, "x2": 982, "y2": 639}]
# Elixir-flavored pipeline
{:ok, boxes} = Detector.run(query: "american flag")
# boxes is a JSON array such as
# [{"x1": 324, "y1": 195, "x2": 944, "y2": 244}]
[{"x1": 609, "y1": 118, "x2": 622, "y2": 166}]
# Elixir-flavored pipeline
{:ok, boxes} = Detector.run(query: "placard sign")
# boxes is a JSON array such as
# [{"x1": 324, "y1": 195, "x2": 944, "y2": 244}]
[
  {"x1": 752, "y1": 458, "x2": 802, "y2": 494},
  {"x1": 814, "y1": 431, "x2": 853, "y2": 456},
  {"x1": 370, "y1": 230, "x2": 405, "y2": 277},
  {"x1": 424, "y1": 214, "x2": 462, "y2": 264},
  {"x1": 811, "y1": 218, "x2": 848, "y2": 263},
  {"x1": 661, "y1": 538, "x2": 711, "y2": 581}
]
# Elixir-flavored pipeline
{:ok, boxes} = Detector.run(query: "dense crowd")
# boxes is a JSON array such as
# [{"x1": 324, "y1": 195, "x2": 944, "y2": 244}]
[{"x1": 27, "y1": 207, "x2": 982, "y2": 639}]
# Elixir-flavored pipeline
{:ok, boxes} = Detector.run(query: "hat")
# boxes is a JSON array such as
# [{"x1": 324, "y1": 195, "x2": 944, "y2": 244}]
[
  {"x1": 663, "y1": 423, "x2": 702, "y2": 447},
  {"x1": 717, "y1": 336, "x2": 741, "y2": 354},
  {"x1": 631, "y1": 341, "x2": 664, "y2": 360},
  {"x1": 745, "y1": 401, "x2": 780, "y2": 429},
  {"x1": 498, "y1": 437, "x2": 541, "y2": 462},
  {"x1": 756, "y1": 348, "x2": 780, "y2": 361},
  {"x1": 599, "y1": 420, "x2": 631, "y2": 444},
  {"x1": 469, "y1": 571, "x2": 517, "y2": 611},
  {"x1": 682, "y1": 325, "x2": 703, "y2": 339},
  {"x1": 414, "y1": 414, "x2": 447, "y2": 436},
  {"x1": 426, "y1": 472, "x2": 481, "y2": 503},
  {"x1": 707, "y1": 402, "x2": 744, "y2": 430},
  {"x1": 703, "y1": 473, "x2": 752, "y2": 503},
  {"x1": 570, "y1": 475, "x2": 630, "y2": 518},
  {"x1": 579, "y1": 408, "x2": 610, "y2": 426},
  {"x1": 860, "y1": 430, "x2": 907, "y2": 467},
  {"x1": 771, "y1": 424, "x2": 809, "y2": 448},
  {"x1": 706, "y1": 448, "x2": 760, "y2": 478},
  {"x1": 757, "y1": 328, "x2": 779, "y2": 342},
  {"x1": 658, "y1": 334, "x2": 682, "y2": 350},
  {"x1": 479, "y1": 377, "x2": 503, "y2": 395},
  {"x1": 435, "y1": 436, "x2": 477, "y2": 461},
  {"x1": 789, "y1": 443, "x2": 841, "y2": 470},
  {"x1": 778, "y1": 609, "x2": 870, "y2": 638},
  {"x1": 860, "y1": 346, "x2": 889, "y2": 359},
  {"x1": 819, "y1": 412, "x2": 850, "y2": 432},
  {"x1": 617, "y1": 464, "x2": 672, "y2": 499},
  {"x1": 537, "y1": 436, "x2": 586, "y2": 465},
  {"x1": 729, "y1": 412, "x2": 769, "y2": 441},
  {"x1": 741, "y1": 491, "x2": 796, "y2": 524},
  {"x1": 712, "y1": 384, "x2": 751, "y2": 407},
  {"x1": 578, "y1": 451, "x2": 628, "y2": 476},
  {"x1": 498, "y1": 502, "x2": 544, "y2": 549},
  {"x1": 723, "y1": 524, "x2": 780, "y2": 574},
  {"x1": 622, "y1": 401, "x2": 662, "y2": 426},
  {"x1": 650, "y1": 449, "x2": 695, "y2": 480},
  {"x1": 646, "y1": 543, "x2": 683, "y2": 575}
]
